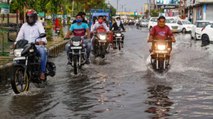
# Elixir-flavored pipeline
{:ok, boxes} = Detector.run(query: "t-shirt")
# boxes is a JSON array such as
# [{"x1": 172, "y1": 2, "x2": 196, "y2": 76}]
[
  {"x1": 70, "y1": 23, "x2": 89, "y2": 36},
  {"x1": 150, "y1": 25, "x2": 173, "y2": 40}
]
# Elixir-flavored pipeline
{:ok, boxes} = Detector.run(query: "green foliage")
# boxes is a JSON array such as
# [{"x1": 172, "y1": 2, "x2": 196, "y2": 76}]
[
  {"x1": 150, "y1": 9, "x2": 160, "y2": 17},
  {"x1": 45, "y1": 19, "x2": 53, "y2": 41},
  {"x1": 9, "y1": 0, "x2": 116, "y2": 39}
]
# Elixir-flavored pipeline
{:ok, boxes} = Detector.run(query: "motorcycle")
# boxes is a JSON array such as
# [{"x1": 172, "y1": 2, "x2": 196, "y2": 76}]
[
  {"x1": 93, "y1": 32, "x2": 108, "y2": 58},
  {"x1": 67, "y1": 36, "x2": 87, "y2": 75},
  {"x1": 113, "y1": 30, "x2": 124, "y2": 50},
  {"x1": 11, "y1": 33, "x2": 56, "y2": 94},
  {"x1": 150, "y1": 39, "x2": 172, "y2": 72}
]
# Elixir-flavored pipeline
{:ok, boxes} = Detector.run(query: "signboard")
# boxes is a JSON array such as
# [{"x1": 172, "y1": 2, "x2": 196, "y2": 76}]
[
  {"x1": 116, "y1": 12, "x2": 134, "y2": 15},
  {"x1": 160, "y1": 5, "x2": 178, "y2": 9},
  {"x1": 38, "y1": 12, "x2": 45, "y2": 17},
  {"x1": 156, "y1": 0, "x2": 180, "y2": 5},
  {"x1": 0, "y1": 3, "x2": 10, "y2": 14},
  {"x1": 1, "y1": 8, "x2": 9, "y2": 14}
]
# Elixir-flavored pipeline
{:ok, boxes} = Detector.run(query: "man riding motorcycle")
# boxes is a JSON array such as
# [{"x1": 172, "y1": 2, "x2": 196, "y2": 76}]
[
  {"x1": 72, "y1": 12, "x2": 88, "y2": 24},
  {"x1": 91, "y1": 15, "x2": 110, "y2": 33},
  {"x1": 65, "y1": 14, "x2": 91, "y2": 64},
  {"x1": 14, "y1": 9, "x2": 47, "y2": 80},
  {"x1": 110, "y1": 17, "x2": 126, "y2": 49},
  {"x1": 147, "y1": 16, "x2": 176, "y2": 53},
  {"x1": 111, "y1": 17, "x2": 125, "y2": 32},
  {"x1": 90, "y1": 15, "x2": 111, "y2": 53}
]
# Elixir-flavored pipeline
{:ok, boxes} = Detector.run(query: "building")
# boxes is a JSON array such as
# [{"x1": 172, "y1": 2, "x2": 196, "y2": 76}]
[
  {"x1": 186, "y1": 0, "x2": 213, "y2": 23},
  {"x1": 155, "y1": 0, "x2": 180, "y2": 17}
]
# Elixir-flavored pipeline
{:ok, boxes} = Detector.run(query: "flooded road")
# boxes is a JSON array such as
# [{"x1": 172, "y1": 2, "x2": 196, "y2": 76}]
[{"x1": 0, "y1": 26, "x2": 213, "y2": 119}]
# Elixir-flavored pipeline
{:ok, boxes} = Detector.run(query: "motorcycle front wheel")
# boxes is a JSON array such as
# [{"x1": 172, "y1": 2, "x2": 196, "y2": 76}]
[
  {"x1": 118, "y1": 40, "x2": 121, "y2": 50},
  {"x1": 100, "y1": 45, "x2": 106, "y2": 58},
  {"x1": 11, "y1": 66, "x2": 30, "y2": 94},
  {"x1": 73, "y1": 55, "x2": 78, "y2": 75}
]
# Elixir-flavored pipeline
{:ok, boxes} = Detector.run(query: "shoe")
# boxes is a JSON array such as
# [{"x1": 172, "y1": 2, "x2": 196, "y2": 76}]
[
  {"x1": 85, "y1": 59, "x2": 90, "y2": 64},
  {"x1": 40, "y1": 73, "x2": 45, "y2": 80},
  {"x1": 67, "y1": 60, "x2": 72, "y2": 65}
]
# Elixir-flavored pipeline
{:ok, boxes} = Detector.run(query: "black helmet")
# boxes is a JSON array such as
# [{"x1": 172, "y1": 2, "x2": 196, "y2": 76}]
[
  {"x1": 26, "y1": 9, "x2": 38, "y2": 26},
  {"x1": 116, "y1": 17, "x2": 121, "y2": 20},
  {"x1": 78, "y1": 12, "x2": 86, "y2": 16}
]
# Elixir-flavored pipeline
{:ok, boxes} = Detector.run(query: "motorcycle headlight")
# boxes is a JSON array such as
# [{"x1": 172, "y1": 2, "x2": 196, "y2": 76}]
[
  {"x1": 157, "y1": 44, "x2": 166, "y2": 51},
  {"x1": 98, "y1": 34, "x2": 107, "y2": 40},
  {"x1": 116, "y1": 33, "x2": 122, "y2": 37},
  {"x1": 14, "y1": 49, "x2": 23, "y2": 57},
  {"x1": 29, "y1": 49, "x2": 34, "y2": 52},
  {"x1": 72, "y1": 41, "x2": 81, "y2": 46}
]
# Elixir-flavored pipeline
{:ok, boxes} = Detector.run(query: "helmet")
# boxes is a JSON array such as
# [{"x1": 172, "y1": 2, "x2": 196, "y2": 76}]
[
  {"x1": 116, "y1": 17, "x2": 121, "y2": 20},
  {"x1": 26, "y1": 9, "x2": 38, "y2": 26}
]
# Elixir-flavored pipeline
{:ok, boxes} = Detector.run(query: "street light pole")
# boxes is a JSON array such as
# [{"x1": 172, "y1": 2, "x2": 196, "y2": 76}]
[
  {"x1": 72, "y1": 0, "x2": 74, "y2": 17},
  {"x1": 148, "y1": 0, "x2": 150, "y2": 18},
  {"x1": 117, "y1": 0, "x2": 118, "y2": 10}
]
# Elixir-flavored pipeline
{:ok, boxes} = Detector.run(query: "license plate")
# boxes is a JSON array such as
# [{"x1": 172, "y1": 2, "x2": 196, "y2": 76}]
[
  {"x1": 71, "y1": 47, "x2": 82, "y2": 49},
  {"x1": 99, "y1": 40, "x2": 106, "y2": 43},
  {"x1": 155, "y1": 51, "x2": 168, "y2": 54}
]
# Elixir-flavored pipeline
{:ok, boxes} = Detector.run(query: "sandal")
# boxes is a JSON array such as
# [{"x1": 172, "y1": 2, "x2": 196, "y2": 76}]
[{"x1": 40, "y1": 73, "x2": 45, "y2": 80}]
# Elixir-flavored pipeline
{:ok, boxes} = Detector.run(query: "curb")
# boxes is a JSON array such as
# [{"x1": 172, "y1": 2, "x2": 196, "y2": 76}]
[{"x1": 0, "y1": 40, "x2": 69, "y2": 81}]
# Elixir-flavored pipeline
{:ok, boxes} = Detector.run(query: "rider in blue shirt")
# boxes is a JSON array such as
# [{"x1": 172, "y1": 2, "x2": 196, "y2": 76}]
[{"x1": 65, "y1": 14, "x2": 91, "y2": 64}]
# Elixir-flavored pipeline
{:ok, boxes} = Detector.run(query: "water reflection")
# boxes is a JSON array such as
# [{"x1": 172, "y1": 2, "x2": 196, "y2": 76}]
[
  {"x1": 145, "y1": 84, "x2": 173, "y2": 119},
  {"x1": 62, "y1": 75, "x2": 97, "y2": 118}
]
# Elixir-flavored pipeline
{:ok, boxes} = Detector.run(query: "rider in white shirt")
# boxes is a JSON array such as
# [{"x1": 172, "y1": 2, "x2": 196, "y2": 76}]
[
  {"x1": 90, "y1": 15, "x2": 110, "y2": 32},
  {"x1": 15, "y1": 9, "x2": 47, "y2": 80}
]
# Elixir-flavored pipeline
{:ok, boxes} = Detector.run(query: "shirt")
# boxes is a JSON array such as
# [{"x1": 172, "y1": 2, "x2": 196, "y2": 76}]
[
  {"x1": 70, "y1": 22, "x2": 89, "y2": 36},
  {"x1": 150, "y1": 25, "x2": 173, "y2": 40},
  {"x1": 15, "y1": 21, "x2": 47, "y2": 44},
  {"x1": 91, "y1": 22, "x2": 109, "y2": 32}
]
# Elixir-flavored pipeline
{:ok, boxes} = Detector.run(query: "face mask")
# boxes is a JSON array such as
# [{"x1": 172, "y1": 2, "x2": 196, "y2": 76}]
[
  {"x1": 76, "y1": 19, "x2": 82, "y2": 23},
  {"x1": 98, "y1": 19, "x2": 103, "y2": 24}
]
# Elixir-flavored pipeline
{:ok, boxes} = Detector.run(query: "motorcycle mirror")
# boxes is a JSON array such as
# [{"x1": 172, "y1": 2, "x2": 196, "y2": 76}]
[{"x1": 38, "y1": 33, "x2": 46, "y2": 38}]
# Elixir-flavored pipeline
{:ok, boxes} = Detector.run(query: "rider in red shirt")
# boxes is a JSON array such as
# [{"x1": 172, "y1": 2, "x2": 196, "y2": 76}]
[{"x1": 148, "y1": 16, "x2": 176, "y2": 52}]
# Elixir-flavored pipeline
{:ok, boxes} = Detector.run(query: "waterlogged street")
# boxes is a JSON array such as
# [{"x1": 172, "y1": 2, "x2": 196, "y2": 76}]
[{"x1": 0, "y1": 26, "x2": 213, "y2": 118}]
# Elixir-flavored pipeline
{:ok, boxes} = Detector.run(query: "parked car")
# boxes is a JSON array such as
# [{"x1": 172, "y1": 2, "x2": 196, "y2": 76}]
[
  {"x1": 201, "y1": 22, "x2": 213, "y2": 46},
  {"x1": 148, "y1": 17, "x2": 158, "y2": 31},
  {"x1": 166, "y1": 19, "x2": 182, "y2": 33},
  {"x1": 177, "y1": 20, "x2": 195, "y2": 33},
  {"x1": 140, "y1": 19, "x2": 148, "y2": 27},
  {"x1": 191, "y1": 20, "x2": 212, "y2": 40}
]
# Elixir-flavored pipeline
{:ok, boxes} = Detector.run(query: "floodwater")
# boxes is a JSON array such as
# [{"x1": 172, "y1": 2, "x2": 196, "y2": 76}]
[{"x1": 0, "y1": 26, "x2": 213, "y2": 119}]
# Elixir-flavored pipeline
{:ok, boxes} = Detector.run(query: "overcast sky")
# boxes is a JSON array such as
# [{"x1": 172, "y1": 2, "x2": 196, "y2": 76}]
[{"x1": 107, "y1": 0, "x2": 147, "y2": 12}]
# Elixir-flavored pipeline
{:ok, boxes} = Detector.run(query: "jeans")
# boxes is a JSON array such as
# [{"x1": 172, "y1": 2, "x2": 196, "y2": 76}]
[
  {"x1": 65, "y1": 39, "x2": 91, "y2": 60},
  {"x1": 36, "y1": 45, "x2": 47, "y2": 73}
]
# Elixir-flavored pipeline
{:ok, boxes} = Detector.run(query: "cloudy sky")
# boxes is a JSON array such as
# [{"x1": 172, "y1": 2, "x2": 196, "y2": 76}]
[{"x1": 107, "y1": 0, "x2": 147, "y2": 12}]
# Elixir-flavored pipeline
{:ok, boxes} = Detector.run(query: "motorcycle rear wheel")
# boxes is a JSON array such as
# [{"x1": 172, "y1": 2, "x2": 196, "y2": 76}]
[{"x1": 11, "y1": 66, "x2": 30, "y2": 94}]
